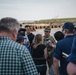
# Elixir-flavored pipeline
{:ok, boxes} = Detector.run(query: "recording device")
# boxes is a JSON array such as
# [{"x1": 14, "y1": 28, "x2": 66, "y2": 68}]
[
  {"x1": 45, "y1": 38, "x2": 51, "y2": 44},
  {"x1": 62, "y1": 52, "x2": 69, "y2": 57},
  {"x1": 47, "y1": 40, "x2": 51, "y2": 43}
]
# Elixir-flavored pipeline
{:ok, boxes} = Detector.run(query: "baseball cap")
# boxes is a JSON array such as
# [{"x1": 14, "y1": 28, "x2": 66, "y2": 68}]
[
  {"x1": 16, "y1": 36, "x2": 24, "y2": 42},
  {"x1": 44, "y1": 27, "x2": 51, "y2": 32},
  {"x1": 62, "y1": 22, "x2": 74, "y2": 31}
]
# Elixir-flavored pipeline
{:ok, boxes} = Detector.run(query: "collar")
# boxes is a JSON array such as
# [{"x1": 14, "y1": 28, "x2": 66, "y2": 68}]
[
  {"x1": 0, "y1": 36, "x2": 11, "y2": 40},
  {"x1": 65, "y1": 35, "x2": 74, "y2": 38}
]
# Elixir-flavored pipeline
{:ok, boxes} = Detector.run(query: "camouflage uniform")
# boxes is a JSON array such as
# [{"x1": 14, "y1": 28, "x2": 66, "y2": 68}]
[{"x1": 43, "y1": 35, "x2": 56, "y2": 68}]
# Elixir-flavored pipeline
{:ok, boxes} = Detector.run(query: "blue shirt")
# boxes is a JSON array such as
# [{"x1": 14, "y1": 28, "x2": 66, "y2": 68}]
[
  {"x1": 68, "y1": 36, "x2": 76, "y2": 65},
  {"x1": 53, "y1": 35, "x2": 74, "y2": 75},
  {"x1": 0, "y1": 36, "x2": 38, "y2": 75}
]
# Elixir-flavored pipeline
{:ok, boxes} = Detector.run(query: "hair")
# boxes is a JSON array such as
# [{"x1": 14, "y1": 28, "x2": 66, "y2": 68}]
[
  {"x1": 64, "y1": 29, "x2": 74, "y2": 34},
  {"x1": 20, "y1": 24, "x2": 22, "y2": 27},
  {"x1": 18, "y1": 28, "x2": 25, "y2": 36},
  {"x1": 34, "y1": 34, "x2": 42, "y2": 44},
  {"x1": 25, "y1": 25, "x2": 30, "y2": 28},
  {"x1": 44, "y1": 27, "x2": 51, "y2": 32},
  {"x1": 54, "y1": 31, "x2": 64, "y2": 41},
  {"x1": 0, "y1": 17, "x2": 19, "y2": 33}
]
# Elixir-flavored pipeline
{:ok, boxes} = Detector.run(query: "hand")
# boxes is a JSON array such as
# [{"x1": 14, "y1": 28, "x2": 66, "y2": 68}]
[
  {"x1": 62, "y1": 56, "x2": 67, "y2": 59},
  {"x1": 49, "y1": 42, "x2": 56, "y2": 48},
  {"x1": 48, "y1": 42, "x2": 52, "y2": 46}
]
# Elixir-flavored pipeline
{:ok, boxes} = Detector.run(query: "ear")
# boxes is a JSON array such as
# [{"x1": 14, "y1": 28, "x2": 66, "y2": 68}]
[
  {"x1": 65, "y1": 30, "x2": 68, "y2": 33},
  {"x1": 63, "y1": 30, "x2": 68, "y2": 36},
  {"x1": 12, "y1": 29, "x2": 17, "y2": 41}
]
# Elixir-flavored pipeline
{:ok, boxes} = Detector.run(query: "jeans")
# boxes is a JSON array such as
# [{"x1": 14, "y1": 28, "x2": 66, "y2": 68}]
[
  {"x1": 36, "y1": 64, "x2": 47, "y2": 75},
  {"x1": 49, "y1": 64, "x2": 56, "y2": 75}
]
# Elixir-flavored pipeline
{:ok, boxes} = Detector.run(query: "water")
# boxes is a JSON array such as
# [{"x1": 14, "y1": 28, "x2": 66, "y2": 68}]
[{"x1": 32, "y1": 28, "x2": 62, "y2": 37}]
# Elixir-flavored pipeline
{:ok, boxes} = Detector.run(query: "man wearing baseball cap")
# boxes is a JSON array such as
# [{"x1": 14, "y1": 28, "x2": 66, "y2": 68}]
[
  {"x1": 53, "y1": 22, "x2": 74, "y2": 75},
  {"x1": 43, "y1": 27, "x2": 56, "y2": 75}
]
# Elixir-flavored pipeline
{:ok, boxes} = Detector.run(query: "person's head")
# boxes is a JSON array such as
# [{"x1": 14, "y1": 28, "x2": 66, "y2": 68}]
[
  {"x1": 20, "y1": 24, "x2": 22, "y2": 28},
  {"x1": 18, "y1": 28, "x2": 25, "y2": 36},
  {"x1": 0, "y1": 17, "x2": 19, "y2": 41},
  {"x1": 34, "y1": 34, "x2": 42, "y2": 44},
  {"x1": 16, "y1": 36, "x2": 24, "y2": 44},
  {"x1": 54, "y1": 31, "x2": 64, "y2": 41},
  {"x1": 25, "y1": 25, "x2": 31, "y2": 34},
  {"x1": 62, "y1": 22, "x2": 74, "y2": 36},
  {"x1": 44, "y1": 27, "x2": 51, "y2": 37}
]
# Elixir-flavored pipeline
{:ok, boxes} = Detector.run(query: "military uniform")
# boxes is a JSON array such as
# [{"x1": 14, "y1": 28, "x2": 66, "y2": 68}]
[{"x1": 43, "y1": 35, "x2": 56, "y2": 67}]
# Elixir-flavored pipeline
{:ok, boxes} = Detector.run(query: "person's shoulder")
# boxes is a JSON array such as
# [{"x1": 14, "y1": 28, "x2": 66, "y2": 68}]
[
  {"x1": 42, "y1": 44, "x2": 46, "y2": 46},
  {"x1": 29, "y1": 33, "x2": 34, "y2": 37},
  {"x1": 65, "y1": 35, "x2": 74, "y2": 39},
  {"x1": 49, "y1": 35, "x2": 56, "y2": 43},
  {"x1": 38, "y1": 44, "x2": 46, "y2": 50},
  {"x1": 31, "y1": 33, "x2": 34, "y2": 36},
  {"x1": 49, "y1": 35, "x2": 54, "y2": 39},
  {"x1": 40, "y1": 44, "x2": 46, "y2": 47},
  {"x1": 58, "y1": 38, "x2": 63, "y2": 43},
  {"x1": 11, "y1": 40, "x2": 28, "y2": 52},
  {"x1": 61, "y1": 36, "x2": 73, "y2": 42},
  {"x1": 50, "y1": 35, "x2": 53, "y2": 38}
]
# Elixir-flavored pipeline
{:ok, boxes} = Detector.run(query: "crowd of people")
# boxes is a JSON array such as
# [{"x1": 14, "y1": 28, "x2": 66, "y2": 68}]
[{"x1": 0, "y1": 17, "x2": 76, "y2": 75}]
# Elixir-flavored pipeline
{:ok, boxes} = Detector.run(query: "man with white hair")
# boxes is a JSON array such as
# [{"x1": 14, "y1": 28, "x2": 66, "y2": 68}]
[{"x1": 0, "y1": 17, "x2": 38, "y2": 75}]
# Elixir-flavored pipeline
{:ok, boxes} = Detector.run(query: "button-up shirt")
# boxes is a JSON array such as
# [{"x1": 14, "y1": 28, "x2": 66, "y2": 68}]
[{"x1": 0, "y1": 36, "x2": 38, "y2": 75}]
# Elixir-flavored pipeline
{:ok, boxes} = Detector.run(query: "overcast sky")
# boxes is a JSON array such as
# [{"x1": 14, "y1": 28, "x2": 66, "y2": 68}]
[{"x1": 0, "y1": 0, "x2": 76, "y2": 21}]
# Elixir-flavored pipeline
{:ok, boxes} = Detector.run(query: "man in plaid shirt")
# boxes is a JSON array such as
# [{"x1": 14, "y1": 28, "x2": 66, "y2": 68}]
[{"x1": 0, "y1": 17, "x2": 38, "y2": 75}]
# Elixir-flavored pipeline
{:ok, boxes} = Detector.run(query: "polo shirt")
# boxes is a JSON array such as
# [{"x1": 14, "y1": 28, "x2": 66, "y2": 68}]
[
  {"x1": 53, "y1": 35, "x2": 74, "y2": 75},
  {"x1": 68, "y1": 36, "x2": 76, "y2": 65}
]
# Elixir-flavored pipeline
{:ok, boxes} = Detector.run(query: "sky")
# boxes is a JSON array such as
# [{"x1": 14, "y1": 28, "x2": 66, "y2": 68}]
[{"x1": 0, "y1": 0, "x2": 76, "y2": 21}]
